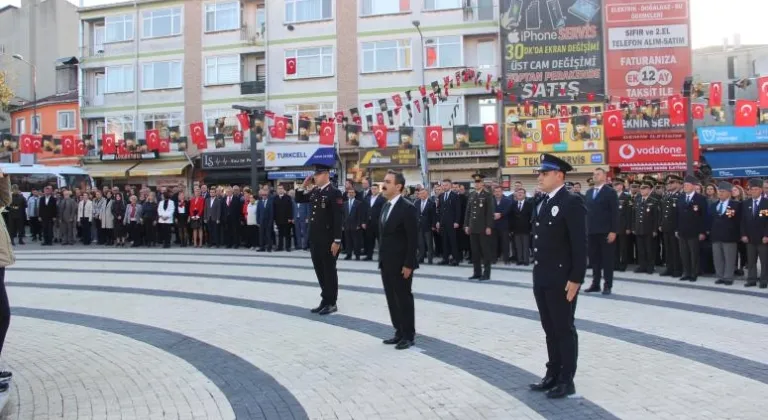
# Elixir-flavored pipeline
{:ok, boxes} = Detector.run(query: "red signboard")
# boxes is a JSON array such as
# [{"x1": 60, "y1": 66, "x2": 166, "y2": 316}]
[
  {"x1": 608, "y1": 138, "x2": 698, "y2": 172},
  {"x1": 604, "y1": 0, "x2": 691, "y2": 100}
]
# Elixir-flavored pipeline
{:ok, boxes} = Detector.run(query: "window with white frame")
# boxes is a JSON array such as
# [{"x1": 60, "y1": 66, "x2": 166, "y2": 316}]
[
  {"x1": 32, "y1": 116, "x2": 41, "y2": 134},
  {"x1": 142, "y1": 61, "x2": 182, "y2": 90},
  {"x1": 142, "y1": 112, "x2": 183, "y2": 138},
  {"x1": 58, "y1": 111, "x2": 77, "y2": 130},
  {"x1": 424, "y1": 35, "x2": 462, "y2": 69},
  {"x1": 361, "y1": 0, "x2": 409, "y2": 16},
  {"x1": 105, "y1": 65, "x2": 134, "y2": 93},
  {"x1": 205, "y1": 1, "x2": 239, "y2": 32},
  {"x1": 142, "y1": 7, "x2": 182, "y2": 38},
  {"x1": 106, "y1": 115, "x2": 135, "y2": 139},
  {"x1": 284, "y1": 103, "x2": 335, "y2": 135},
  {"x1": 478, "y1": 98, "x2": 497, "y2": 124},
  {"x1": 105, "y1": 14, "x2": 134, "y2": 43},
  {"x1": 285, "y1": 47, "x2": 333, "y2": 78},
  {"x1": 476, "y1": 40, "x2": 496, "y2": 69},
  {"x1": 424, "y1": 0, "x2": 461, "y2": 11},
  {"x1": 204, "y1": 109, "x2": 241, "y2": 138},
  {"x1": 14, "y1": 118, "x2": 25, "y2": 135},
  {"x1": 205, "y1": 55, "x2": 240, "y2": 85},
  {"x1": 362, "y1": 40, "x2": 411, "y2": 73},
  {"x1": 285, "y1": 0, "x2": 332, "y2": 23},
  {"x1": 432, "y1": 98, "x2": 465, "y2": 128}
]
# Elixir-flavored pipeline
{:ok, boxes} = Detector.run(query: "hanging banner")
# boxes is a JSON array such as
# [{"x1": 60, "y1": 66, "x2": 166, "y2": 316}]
[
  {"x1": 604, "y1": 0, "x2": 691, "y2": 100},
  {"x1": 500, "y1": 0, "x2": 605, "y2": 103}
]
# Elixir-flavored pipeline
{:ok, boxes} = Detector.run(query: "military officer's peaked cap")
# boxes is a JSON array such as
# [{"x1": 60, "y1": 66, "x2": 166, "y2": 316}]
[
  {"x1": 471, "y1": 173, "x2": 486, "y2": 182},
  {"x1": 717, "y1": 181, "x2": 733, "y2": 191},
  {"x1": 748, "y1": 178, "x2": 763, "y2": 188},
  {"x1": 640, "y1": 180, "x2": 654, "y2": 189},
  {"x1": 612, "y1": 177, "x2": 626, "y2": 184},
  {"x1": 537, "y1": 153, "x2": 574, "y2": 172},
  {"x1": 683, "y1": 175, "x2": 700, "y2": 185},
  {"x1": 665, "y1": 174, "x2": 684, "y2": 183},
  {"x1": 313, "y1": 163, "x2": 333, "y2": 173},
  {"x1": 642, "y1": 175, "x2": 657, "y2": 182}
]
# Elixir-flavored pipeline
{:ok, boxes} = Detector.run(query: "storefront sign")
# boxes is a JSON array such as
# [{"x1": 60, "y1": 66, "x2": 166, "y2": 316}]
[
  {"x1": 704, "y1": 150, "x2": 768, "y2": 178},
  {"x1": 359, "y1": 148, "x2": 419, "y2": 168},
  {"x1": 697, "y1": 126, "x2": 768, "y2": 146},
  {"x1": 268, "y1": 170, "x2": 337, "y2": 180},
  {"x1": 506, "y1": 151, "x2": 605, "y2": 168},
  {"x1": 263, "y1": 144, "x2": 336, "y2": 167},
  {"x1": 101, "y1": 151, "x2": 158, "y2": 161},
  {"x1": 604, "y1": 0, "x2": 691, "y2": 99},
  {"x1": 504, "y1": 103, "x2": 605, "y2": 154},
  {"x1": 202, "y1": 151, "x2": 264, "y2": 170},
  {"x1": 501, "y1": 0, "x2": 605, "y2": 103},
  {"x1": 608, "y1": 138, "x2": 697, "y2": 171},
  {"x1": 427, "y1": 148, "x2": 500, "y2": 159}
]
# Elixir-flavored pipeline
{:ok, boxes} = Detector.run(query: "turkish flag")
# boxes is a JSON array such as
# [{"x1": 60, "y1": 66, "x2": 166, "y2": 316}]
[
  {"x1": 603, "y1": 110, "x2": 624, "y2": 139},
  {"x1": 146, "y1": 129, "x2": 160, "y2": 151},
  {"x1": 419, "y1": 85, "x2": 427, "y2": 97},
  {"x1": 272, "y1": 116, "x2": 287, "y2": 139},
  {"x1": 483, "y1": 123, "x2": 498, "y2": 146},
  {"x1": 372, "y1": 125, "x2": 387, "y2": 148},
  {"x1": 117, "y1": 139, "x2": 128, "y2": 154},
  {"x1": 334, "y1": 111, "x2": 344, "y2": 123},
  {"x1": 541, "y1": 119, "x2": 561, "y2": 145},
  {"x1": 189, "y1": 122, "x2": 207, "y2": 147},
  {"x1": 61, "y1": 135, "x2": 76, "y2": 156},
  {"x1": 20, "y1": 134, "x2": 34, "y2": 153},
  {"x1": 233, "y1": 130, "x2": 244, "y2": 144},
  {"x1": 668, "y1": 96, "x2": 687, "y2": 125},
  {"x1": 159, "y1": 138, "x2": 171, "y2": 153},
  {"x1": 692, "y1": 104, "x2": 706, "y2": 120},
  {"x1": 285, "y1": 58, "x2": 297, "y2": 75},
  {"x1": 376, "y1": 113, "x2": 385, "y2": 125},
  {"x1": 236, "y1": 112, "x2": 250, "y2": 130},
  {"x1": 425, "y1": 126, "x2": 443, "y2": 151},
  {"x1": 735, "y1": 100, "x2": 758, "y2": 127},
  {"x1": 75, "y1": 138, "x2": 86, "y2": 156},
  {"x1": 102, "y1": 133, "x2": 116, "y2": 154},
  {"x1": 758, "y1": 77, "x2": 768, "y2": 107},
  {"x1": 319, "y1": 121, "x2": 335, "y2": 145},
  {"x1": 392, "y1": 94, "x2": 403, "y2": 109},
  {"x1": 709, "y1": 82, "x2": 722, "y2": 107}
]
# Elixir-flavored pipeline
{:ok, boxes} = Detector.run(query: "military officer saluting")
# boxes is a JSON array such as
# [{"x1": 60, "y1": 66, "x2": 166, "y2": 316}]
[
  {"x1": 465, "y1": 173, "x2": 495, "y2": 281},
  {"x1": 295, "y1": 163, "x2": 344, "y2": 315},
  {"x1": 528, "y1": 154, "x2": 587, "y2": 399}
]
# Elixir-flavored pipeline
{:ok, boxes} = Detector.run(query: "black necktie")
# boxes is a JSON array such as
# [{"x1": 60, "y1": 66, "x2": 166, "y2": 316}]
[
  {"x1": 540, "y1": 195, "x2": 549, "y2": 213},
  {"x1": 381, "y1": 202, "x2": 391, "y2": 224}
]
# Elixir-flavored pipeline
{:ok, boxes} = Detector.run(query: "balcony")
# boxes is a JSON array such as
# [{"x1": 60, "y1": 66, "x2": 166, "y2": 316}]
[
  {"x1": 461, "y1": 0, "x2": 495, "y2": 22},
  {"x1": 241, "y1": 80, "x2": 266, "y2": 95},
  {"x1": 80, "y1": 44, "x2": 135, "y2": 60},
  {"x1": 240, "y1": 23, "x2": 266, "y2": 46}
]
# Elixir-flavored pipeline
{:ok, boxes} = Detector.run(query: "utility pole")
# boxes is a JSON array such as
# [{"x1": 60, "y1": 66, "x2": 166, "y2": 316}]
[{"x1": 683, "y1": 76, "x2": 694, "y2": 176}]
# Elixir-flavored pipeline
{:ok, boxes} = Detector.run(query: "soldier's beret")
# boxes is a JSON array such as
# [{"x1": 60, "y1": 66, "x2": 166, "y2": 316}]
[
  {"x1": 717, "y1": 181, "x2": 733, "y2": 191},
  {"x1": 683, "y1": 175, "x2": 700, "y2": 185},
  {"x1": 748, "y1": 178, "x2": 763, "y2": 188}
]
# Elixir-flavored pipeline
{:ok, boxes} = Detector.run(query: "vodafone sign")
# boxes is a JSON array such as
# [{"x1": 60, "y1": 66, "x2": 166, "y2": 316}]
[{"x1": 608, "y1": 139, "x2": 698, "y2": 172}]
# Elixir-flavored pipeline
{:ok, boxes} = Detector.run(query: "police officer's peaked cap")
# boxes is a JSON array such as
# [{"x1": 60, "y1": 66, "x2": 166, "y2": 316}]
[
  {"x1": 665, "y1": 174, "x2": 684, "y2": 183},
  {"x1": 683, "y1": 175, "x2": 700, "y2": 185},
  {"x1": 717, "y1": 181, "x2": 733, "y2": 191},
  {"x1": 471, "y1": 173, "x2": 486, "y2": 182},
  {"x1": 748, "y1": 178, "x2": 763, "y2": 188},
  {"x1": 564, "y1": 181, "x2": 575, "y2": 188},
  {"x1": 641, "y1": 180, "x2": 654, "y2": 189},
  {"x1": 313, "y1": 163, "x2": 333, "y2": 173},
  {"x1": 537, "y1": 153, "x2": 574, "y2": 173},
  {"x1": 612, "y1": 177, "x2": 626, "y2": 184}
]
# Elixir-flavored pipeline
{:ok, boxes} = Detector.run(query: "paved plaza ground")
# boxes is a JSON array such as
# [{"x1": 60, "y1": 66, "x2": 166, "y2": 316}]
[{"x1": 0, "y1": 246, "x2": 766, "y2": 419}]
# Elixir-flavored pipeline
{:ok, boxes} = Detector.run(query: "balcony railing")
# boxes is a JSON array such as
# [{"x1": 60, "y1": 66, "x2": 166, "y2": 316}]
[
  {"x1": 80, "y1": 44, "x2": 135, "y2": 59},
  {"x1": 240, "y1": 23, "x2": 266, "y2": 45},
  {"x1": 241, "y1": 80, "x2": 266, "y2": 95}
]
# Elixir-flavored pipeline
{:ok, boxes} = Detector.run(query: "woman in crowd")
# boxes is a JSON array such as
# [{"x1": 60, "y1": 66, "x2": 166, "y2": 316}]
[
  {"x1": 142, "y1": 191, "x2": 158, "y2": 247},
  {"x1": 175, "y1": 191, "x2": 189, "y2": 247},
  {"x1": 190, "y1": 187, "x2": 205, "y2": 248},
  {"x1": 125, "y1": 195, "x2": 143, "y2": 247},
  {"x1": 111, "y1": 192, "x2": 127, "y2": 247},
  {"x1": 157, "y1": 192, "x2": 175, "y2": 248},
  {"x1": 101, "y1": 191, "x2": 115, "y2": 245},
  {"x1": 92, "y1": 191, "x2": 106, "y2": 244},
  {"x1": 77, "y1": 192, "x2": 93, "y2": 245},
  {"x1": 0, "y1": 168, "x2": 15, "y2": 392},
  {"x1": 705, "y1": 183, "x2": 718, "y2": 203},
  {"x1": 244, "y1": 189, "x2": 258, "y2": 250}
]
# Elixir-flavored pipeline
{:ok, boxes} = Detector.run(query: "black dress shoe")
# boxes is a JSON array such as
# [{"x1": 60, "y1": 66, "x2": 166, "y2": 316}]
[
  {"x1": 745, "y1": 281, "x2": 757, "y2": 287},
  {"x1": 344, "y1": 255, "x2": 352, "y2": 260},
  {"x1": 760, "y1": 282, "x2": 768, "y2": 289},
  {"x1": 479, "y1": 275, "x2": 490, "y2": 281},
  {"x1": 601, "y1": 288, "x2": 612, "y2": 295},
  {"x1": 659, "y1": 271, "x2": 671, "y2": 277},
  {"x1": 0, "y1": 382, "x2": 7, "y2": 393},
  {"x1": 395, "y1": 339, "x2": 414, "y2": 350},
  {"x1": 0, "y1": 371, "x2": 11, "y2": 382},
  {"x1": 723, "y1": 280, "x2": 734, "y2": 286},
  {"x1": 310, "y1": 304, "x2": 325, "y2": 313},
  {"x1": 468, "y1": 274, "x2": 481, "y2": 280},
  {"x1": 689, "y1": 277, "x2": 697, "y2": 282},
  {"x1": 715, "y1": 278, "x2": 725, "y2": 284},
  {"x1": 318, "y1": 305, "x2": 337, "y2": 315},
  {"x1": 545, "y1": 382, "x2": 576, "y2": 399},
  {"x1": 583, "y1": 286, "x2": 601, "y2": 293},
  {"x1": 679, "y1": 276, "x2": 690, "y2": 281},
  {"x1": 529, "y1": 376, "x2": 557, "y2": 391},
  {"x1": 383, "y1": 337, "x2": 402, "y2": 345}
]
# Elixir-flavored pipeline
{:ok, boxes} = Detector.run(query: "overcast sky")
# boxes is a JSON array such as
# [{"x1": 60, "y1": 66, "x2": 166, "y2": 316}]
[{"x1": 0, "y1": 0, "x2": 765, "y2": 49}]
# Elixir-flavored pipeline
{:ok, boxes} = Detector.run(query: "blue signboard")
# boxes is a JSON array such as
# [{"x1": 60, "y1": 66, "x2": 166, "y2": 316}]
[
  {"x1": 697, "y1": 126, "x2": 768, "y2": 146},
  {"x1": 703, "y1": 150, "x2": 768, "y2": 178},
  {"x1": 264, "y1": 144, "x2": 337, "y2": 167},
  {"x1": 268, "y1": 170, "x2": 336, "y2": 180}
]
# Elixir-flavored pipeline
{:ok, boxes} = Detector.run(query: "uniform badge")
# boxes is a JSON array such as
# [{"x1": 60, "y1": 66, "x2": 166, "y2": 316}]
[
  {"x1": 479, "y1": 202, "x2": 483, "y2": 207},
  {"x1": 322, "y1": 202, "x2": 326, "y2": 208},
  {"x1": 693, "y1": 205, "x2": 698, "y2": 212},
  {"x1": 647, "y1": 208, "x2": 650, "y2": 213},
  {"x1": 619, "y1": 205, "x2": 623, "y2": 209},
  {"x1": 551, "y1": 206, "x2": 559, "y2": 217}
]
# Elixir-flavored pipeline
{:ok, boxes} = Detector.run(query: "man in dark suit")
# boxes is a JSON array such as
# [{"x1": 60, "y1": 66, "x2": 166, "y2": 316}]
[
  {"x1": 529, "y1": 153, "x2": 587, "y2": 399},
  {"x1": 511, "y1": 188, "x2": 532, "y2": 265},
  {"x1": 709, "y1": 182, "x2": 741, "y2": 285},
  {"x1": 273, "y1": 184, "x2": 295, "y2": 251},
  {"x1": 222, "y1": 187, "x2": 242, "y2": 249},
  {"x1": 342, "y1": 188, "x2": 363, "y2": 260},
  {"x1": 492, "y1": 186, "x2": 512, "y2": 264},
  {"x1": 583, "y1": 168, "x2": 619, "y2": 295},
  {"x1": 740, "y1": 178, "x2": 768, "y2": 288},
  {"x1": 204, "y1": 187, "x2": 222, "y2": 247},
  {"x1": 675, "y1": 175, "x2": 708, "y2": 282},
  {"x1": 256, "y1": 189, "x2": 274, "y2": 252},
  {"x1": 361, "y1": 184, "x2": 385, "y2": 261},
  {"x1": 415, "y1": 188, "x2": 436, "y2": 264},
  {"x1": 39, "y1": 185, "x2": 57, "y2": 246},
  {"x1": 378, "y1": 170, "x2": 418, "y2": 350},
  {"x1": 437, "y1": 179, "x2": 461, "y2": 266}
]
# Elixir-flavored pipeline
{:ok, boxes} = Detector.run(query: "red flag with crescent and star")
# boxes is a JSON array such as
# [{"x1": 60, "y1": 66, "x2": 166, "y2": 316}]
[
  {"x1": 692, "y1": 104, "x2": 706, "y2": 120},
  {"x1": 189, "y1": 122, "x2": 206, "y2": 147},
  {"x1": 668, "y1": 96, "x2": 687, "y2": 125},
  {"x1": 425, "y1": 126, "x2": 443, "y2": 151},
  {"x1": 61, "y1": 135, "x2": 76, "y2": 156},
  {"x1": 709, "y1": 82, "x2": 722, "y2": 108},
  {"x1": 285, "y1": 58, "x2": 297, "y2": 75},
  {"x1": 735, "y1": 100, "x2": 758, "y2": 127},
  {"x1": 603, "y1": 109, "x2": 624, "y2": 139},
  {"x1": 146, "y1": 129, "x2": 160, "y2": 151},
  {"x1": 233, "y1": 130, "x2": 244, "y2": 144},
  {"x1": 236, "y1": 112, "x2": 250, "y2": 130},
  {"x1": 541, "y1": 119, "x2": 561, "y2": 145},
  {"x1": 159, "y1": 138, "x2": 171, "y2": 153},
  {"x1": 102, "y1": 133, "x2": 116, "y2": 154},
  {"x1": 319, "y1": 121, "x2": 335, "y2": 145},
  {"x1": 20, "y1": 134, "x2": 34, "y2": 153},
  {"x1": 75, "y1": 137, "x2": 87, "y2": 156},
  {"x1": 483, "y1": 123, "x2": 498, "y2": 146},
  {"x1": 758, "y1": 77, "x2": 768, "y2": 107},
  {"x1": 272, "y1": 116, "x2": 287, "y2": 139},
  {"x1": 372, "y1": 125, "x2": 387, "y2": 148}
]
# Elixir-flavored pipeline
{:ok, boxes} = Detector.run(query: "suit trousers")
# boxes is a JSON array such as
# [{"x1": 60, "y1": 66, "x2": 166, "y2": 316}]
[
  {"x1": 364, "y1": 225, "x2": 379, "y2": 259},
  {"x1": 29, "y1": 217, "x2": 41, "y2": 240},
  {"x1": 60, "y1": 221, "x2": 75, "y2": 244},
  {"x1": 41, "y1": 217, "x2": 54, "y2": 244},
  {"x1": 588, "y1": 234, "x2": 616, "y2": 288},
  {"x1": 470, "y1": 232, "x2": 493, "y2": 275},
  {"x1": 310, "y1": 237, "x2": 339, "y2": 305},
  {"x1": 344, "y1": 227, "x2": 362, "y2": 257},
  {"x1": 79, "y1": 218, "x2": 92, "y2": 244},
  {"x1": 712, "y1": 242, "x2": 737, "y2": 280},
  {"x1": 277, "y1": 224, "x2": 292, "y2": 250},
  {"x1": 381, "y1": 266, "x2": 415, "y2": 340},
  {"x1": 418, "y1": 231, "x2": 434, "y2": 263},
  {"x1": 440, "y1": 226, "x2": 459, "y2": 262},
  {"x1": 746, "y1": 243, "x2": 768, "y2": 282},
  {"x1": 245, "y1": 225, "x2": 259, "y2": 248},
  {"x1": 0, "y1": 268, "x2": 9, "y2": 355},
  {"x1": 514, "y1": 233, "x2": 530, "y2": 264},
  {"x1": 493, "y1": 229, "x2": 510, "y2": 262},
  {"x1": 615, "y1": 233, "x2": 629, "y2": 269},
  {"x1": 143, "y1": 219, "x2": 156, "y2": 245},
  {"x1": 533, "y1": 283, "x2": 578, "y2": 384},
  {"x1": 206, "y1": 220, "x2": 219, "y2": 246},
  {"x1": 678, "y1": 236, "x2": 700, "y2": 277},
  {"x1": 295, "y1": 220, "x2": 308, "y2": 249},
  {"x1": 259, "y1": 223, "x2": 273, "y2": 250},
  {"x1": 662, "y1": 232, "x2": 682, "y2": 275},
  {"x1": 158, "y1": 223, "x2": 172, "y2": 247},
  {"x1": 8, "y1": 217, "x2": 24, "y2": 241},
  {"x1": 636, "y1": 234, "x2": 656, "y2": 273}
]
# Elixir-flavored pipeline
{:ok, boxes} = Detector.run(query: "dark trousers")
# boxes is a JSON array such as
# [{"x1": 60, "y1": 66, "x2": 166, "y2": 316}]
[
  {"x1": 418, "y1": 231, "x2": 434, "y2": 263},
  {"x1": 206, "y1": 220, "x2": 219, "y2": 246},
  {"x1": 381, "y1": 266, "x2": 415, "y2": 340},
  {"x1": 662, "y1": 231, "x2": 682, "y2": 275},
  {"x1": 344, "y1": 227, "x2": 361, "y2": 257},
  {"x1": 493, "y1": 229, "x2": 509, "y2": 262},
  {"x1": 470, "y1": 233, "x2": 493, "y2": 276},
  {"x1": 79, "y1": 218, "x2": 92, "y2": 244},
  {"x1": 310, "y1": 238, "x2": 339, "y2": 305},
  {"x1": 678, "y1": 236, "x2": 700, "y2": 278},
  {"x1": 588, "y1": 234, "x2": 615, "y2": 288},
  {"x1": 440, "y1": 226, "x2": 458, "y2": 262},
  {"x1": 0, "y1": 268, "x2": 9, "y2": 355},
  {"x1": 128, "y1": 221, "x2": 141, "y2": 244},
  {"x1": 94, "y1": 218, "x2": 104, "y2": 244},
  {"x1": 636, "y1": 234, "x2": 656, "y2": 272},
  {"x1": 259, "y1": 223, "x2": 273, "y2": 250},
  {"x1": 514, "y1": 233, "x2": 530, "y2": 264},
  {"x1": 158, "y1": 223, "x2": 172, "y2": 247},
  {"x1": 746, "y1": 243, "x2": 768, "y2": 283},
  {"x1": 143, "y1": 219, "x2": 155, "y2": 245},
  {"x1": 245, "y1": 225, "x2": 259, "y2": 248},
  {"x1": 615, "y1": 233, "x2": 629, "y2": 269},
  {"x1": 364, "y1": 225, "x2": 379, "y2": 258},
  {"x1": 42, "y1": 217, "x2": 54, "y2": 245},
  {"x1": 29, "y1": 217, "x2": 41, "y2": 240},
  {"x1": 277, "y1": 224, "x2": 292, "y2": 250},
  {"x1": 8, "y1": 217, "x2": 24, "y2": 241},
  {"x1": 225, "y1": 220, "x2": 239, "y2": 247},
  {"x1": 533, "y1": 284, "x2": 578, "y2": 384}
]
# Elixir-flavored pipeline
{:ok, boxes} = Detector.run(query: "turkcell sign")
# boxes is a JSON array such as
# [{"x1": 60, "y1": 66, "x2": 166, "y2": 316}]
[
  {"x1": 697, "y1": 126, "x2": 768, "y2": 146},
  {"x1": 264, "y1": 144, "x2": 336, "y2": 167}
]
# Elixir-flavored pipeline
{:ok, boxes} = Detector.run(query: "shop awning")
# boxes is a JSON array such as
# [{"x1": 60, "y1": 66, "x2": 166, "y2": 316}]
[
  {"x1": 128, "y1": 160, "x2": 190, "y2": 177},
  {"x1": 704, "y1": 150, "x2": 768, "y2": 178},
  {"x1": 83, "y1": 162, "x2": 138, "y2": 178}
]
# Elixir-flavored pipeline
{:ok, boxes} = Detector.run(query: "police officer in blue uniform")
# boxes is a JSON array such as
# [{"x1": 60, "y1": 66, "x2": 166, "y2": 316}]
[
  {"x1": 528, "y1": 153, "x2": 587, "y2": 399},
  {"x1": 295, "y1": 163, "x2": 344, "y2": 315}
]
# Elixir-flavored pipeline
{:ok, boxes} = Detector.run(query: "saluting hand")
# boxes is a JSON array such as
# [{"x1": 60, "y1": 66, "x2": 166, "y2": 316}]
[{"x1": 565, "y1": 281, "x2": 580, "y2": 302}]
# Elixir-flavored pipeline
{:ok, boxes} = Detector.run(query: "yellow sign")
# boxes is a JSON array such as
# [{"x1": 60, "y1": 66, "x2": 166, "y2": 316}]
[
  {"x1": 505, "y1": 152, "x2": 606, "y2": 173},
  {"x1": 504, "y1": 103, "x2": 605, "y2": 154}
]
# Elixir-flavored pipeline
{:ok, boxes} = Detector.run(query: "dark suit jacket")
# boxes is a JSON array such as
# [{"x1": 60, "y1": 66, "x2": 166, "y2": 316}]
[
  {"x1": 378, "y1": 197, "x2": 418, "y2": 271},
  {"x1": 39, "y1": 195, "x2": 58, "y2": 220},
  {"x1": 709, "y1": 200, "x2": 741, "y2": 243},
  {"x1": 511, "y1": 199, "x2": 533, "y2": 234},
  {"x1": 436, "y1": 191, "x2": 461, "y2": 226},
  {"x1": 222, "y1": 195, "x2": 243, "y2": 222},
  {"x1": 257, "y1": 198, "x2": 274, "y2": 226},
  {"x1": 585, "y1": 184, "x2": 619, "y2": 235},
  {"x1": 676, "y1": 192, "x2": 708, "y2": 239},
  {"x1": 343, "y1": 198, "x2": 363, "y2": 229},
  {"x1": 740, "y1": 196, "x2": 768, "y2": 244},
  {"x1": 272, "y1": 194, "x2": 294, "y2": 224},
  {"x1": 493, "y1": 196, "x2": 513, "y2": 231},
  {"x1": 416, "y1": 198, "x2": 436, "y2": 233},
  {"x1": 362, "y1": 194, "x2": 386, "y2": 225},
  {"x1": 204, "y1": 196, "x2": 221, "y2": 222}
]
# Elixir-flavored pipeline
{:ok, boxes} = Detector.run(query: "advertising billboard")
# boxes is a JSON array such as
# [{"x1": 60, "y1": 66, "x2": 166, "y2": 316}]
[
  {"x1": 607, "y1": 138, "x2": 698, "y2": 172},
  {"x1": 604, "y1": 0, "x2": 691, "y2": 100},
  {"x1": 263, "y1": 144, "x2": 336, "y2": 167},
  {"x1": 503, "y1": 103, "x2": 605, "y2": 155},
  {"x1": 500, "y1": 0, "x2": 605, "y2": 103}
]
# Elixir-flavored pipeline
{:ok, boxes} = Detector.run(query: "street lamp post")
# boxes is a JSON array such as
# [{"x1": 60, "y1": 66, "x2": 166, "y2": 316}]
[
  {"x1": 12, "y1": 54, "x2": 37, "y2": 137},
  {"x1": 412, "y1": 20, "x2": 430, "y2": 187}
]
